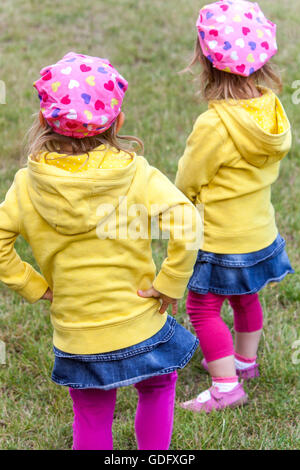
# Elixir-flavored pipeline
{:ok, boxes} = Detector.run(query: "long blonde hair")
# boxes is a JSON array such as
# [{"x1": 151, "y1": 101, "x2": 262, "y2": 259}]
[
  {"x1": 26, "y1": 114, "x2": 144, "y2": 162},
  {"x1": 184, "y1": 39, "x2": 282, "y2": 101}
]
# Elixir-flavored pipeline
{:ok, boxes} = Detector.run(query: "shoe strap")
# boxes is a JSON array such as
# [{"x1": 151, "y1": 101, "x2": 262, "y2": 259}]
[{"x1": 209, "y1": 386, "x2": 223, "y2": 402}]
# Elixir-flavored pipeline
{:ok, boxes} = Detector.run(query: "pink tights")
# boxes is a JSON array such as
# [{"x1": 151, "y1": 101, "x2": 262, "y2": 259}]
[
  {"x1": 186, "y1": 291, "x2": 263, "y2": 362},
  {"x1": 69, "y1": 371, "x2": 178, "y2": 450}
]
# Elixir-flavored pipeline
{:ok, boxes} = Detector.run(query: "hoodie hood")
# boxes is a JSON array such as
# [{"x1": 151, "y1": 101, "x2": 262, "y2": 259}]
[
  {"x1": 27, "y1": 148, "x2": 137, "y2": 235},
  {"x1": 209, "y1": 88, "x2": 292, "y2": 168}
]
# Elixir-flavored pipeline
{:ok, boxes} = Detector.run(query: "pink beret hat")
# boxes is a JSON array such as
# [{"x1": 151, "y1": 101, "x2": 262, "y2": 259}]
[
  {"x1": 33, "y1": 52, "x2": 128, "y2": 138},
  {"x1": 196, "y1": 0, "x2": 277, "y2": 77}
]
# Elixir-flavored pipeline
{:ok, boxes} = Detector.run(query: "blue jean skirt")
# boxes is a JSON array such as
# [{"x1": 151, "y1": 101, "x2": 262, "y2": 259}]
[
  {"x1": 188, "y1": 234, "x2": 294, "y2": 296},
  {"x1": 51, "y1": 315, "x2": 198, "y2": 390}
]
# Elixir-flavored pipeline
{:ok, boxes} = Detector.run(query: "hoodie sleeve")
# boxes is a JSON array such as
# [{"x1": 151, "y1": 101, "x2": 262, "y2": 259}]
[
  {"x1": 0, "y1": 179, "x2": 49, "y2": 303},
  {"x1": 145, "y1": 165, "x2": 203, "y2": 299},
  {"x1": 175, "y1": 114, "x2": 226, "y2": 203}
]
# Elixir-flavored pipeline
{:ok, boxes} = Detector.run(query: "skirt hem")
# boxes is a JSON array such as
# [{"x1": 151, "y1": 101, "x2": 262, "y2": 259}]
[
  {"x1": 51, "y1": 337, "x2": 199, "y2": 391},
  {"x1": 188, "y1": 269, "x2": 294, "y2": 296}
]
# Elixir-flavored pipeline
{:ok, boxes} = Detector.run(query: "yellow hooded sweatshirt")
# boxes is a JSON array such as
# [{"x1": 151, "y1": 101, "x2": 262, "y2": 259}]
[
  {"x1": 0, "y1": 149, "x2": 201, "y2": 354},
  {"x1": 175, "y1": 88, "x2": 292, "y2": 254}
]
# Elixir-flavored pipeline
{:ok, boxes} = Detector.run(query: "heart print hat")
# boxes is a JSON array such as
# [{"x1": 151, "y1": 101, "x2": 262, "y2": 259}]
[
  {"x1": 197, "y1": 0, "x2": 277, "y2": 77},
  {"x1": 34, "y1": 52, "x2": 128, "y2": 138}
]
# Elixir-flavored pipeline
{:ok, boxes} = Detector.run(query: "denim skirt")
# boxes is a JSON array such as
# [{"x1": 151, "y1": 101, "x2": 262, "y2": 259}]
[
  {"x1": 51, "y1": 315, "x2": 199, "y2": 390},
  {"x1": 188, "y1": 234, "x2": 294, "y2": 296}
]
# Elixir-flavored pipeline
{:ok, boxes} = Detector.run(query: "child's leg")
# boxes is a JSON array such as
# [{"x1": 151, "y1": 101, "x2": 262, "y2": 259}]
[
  {"x1": 134, "y1": 371, "x2": 178, "y2": 450},
  {"x1": 69, "y1": 387, "x2": 117, "y2": 450},
  {"x1": 182, "y1": 291, "x2": 247, "y2": 413},
  {"x1": 229, "y1": 294, "x2": 263, "y2": 362},
  {"x1": 186, "y1": 291, "x2": 236, "y2": 376}
]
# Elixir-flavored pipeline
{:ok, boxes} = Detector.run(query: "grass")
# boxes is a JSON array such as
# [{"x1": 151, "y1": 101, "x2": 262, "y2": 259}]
[{"x1": 0, "y1": 0, "x2": 299, "y2": 450}]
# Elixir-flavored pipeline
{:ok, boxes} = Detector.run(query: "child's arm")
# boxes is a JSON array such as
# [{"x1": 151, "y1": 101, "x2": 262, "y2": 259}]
[
  {"x1": 175, "y1": 115, "x2": 226, "y2": 204},
  {"x1": 0, "y1": 178, "x2": 49, "y2": 303},
  {"x1": 139, "y1": 164, "x2": 202, "y2": 308}
]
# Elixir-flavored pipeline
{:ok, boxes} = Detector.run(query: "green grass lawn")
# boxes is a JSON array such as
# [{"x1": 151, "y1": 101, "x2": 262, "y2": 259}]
[{"x1": 0, "y1": 0, "x2": 299, "y2": 450}]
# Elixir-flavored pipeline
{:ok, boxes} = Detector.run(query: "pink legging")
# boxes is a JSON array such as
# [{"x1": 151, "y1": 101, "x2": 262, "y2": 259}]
[
  {"x1": 186, "y1": 291, "x2": 263, "y2": 362},
  {"x1": 69, "y1": 371, "x2": 178, "y2": 450}
]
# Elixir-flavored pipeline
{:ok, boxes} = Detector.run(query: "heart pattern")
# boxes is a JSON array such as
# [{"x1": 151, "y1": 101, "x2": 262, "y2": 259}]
[
  {"x1": 223, "y1": 41, "x2": 232, "y2": 51},
  {"x1": 42, "y1": 70, "x2": 52, "y2": 81},
  {"x1": 236, "y1": 64, "x2": 246, "y2": 74},
  {"x1": 233, "y1": 15, "x2": 242, "y2": 23},
  {"x1": 104, "y1": 80, "x2": 115, "y2": 91},
  {"x1": 86, "y1": 76, "x2": 96, "y2": 86},
  {"x1": 69, "y1": 79, "x2": 80, "y2": 89},
  {"x1": 236, "y1": 38, "x2": 245, "y2": 48},
  {"x1": 117, "y1": 81, "x2": 125, "y2": 90},
  {"x1": 209, "y1": 40, "x2": 218, "y2": 50},
  {"x1": 61, "y1": 95, "x2": 71, "y2": 105},
  {"x1": 34, "y1": 52, "x2": 128, "y2": 138},
  {"x1": 84, "y1": 110, "x2": 93, "y2": 121},
  {"x1": 80, "y1": 64, "x2": 92, "y2": 73},
  {"x1": 51, "y1": 108, "x2": 61, "y2": 118},
  {"x1": 196, "y1": 1, "x2": 277, "y2": 77},
  {"x1": 95, "y1": 100, "x2": 105, "y2": 111},
  {"x1": 225, "y1": 26, "x2": 234, "y2": 34},
  {"x1": 67, "y1": 109, "x2": 77, "y2": 120},
  {"x1": 242, "y1": 27, "x2": 251, "y2": 36},
  {"x1": 260, "y1": 53, "x2": 268, "y2": 62},
  {"x1": 261, "y1": 41, "x2": 269, "y2": 50},
  {"x1": 97, "y1": 67, "x2": 108, "y2": 74},
  {"x1": 220, "y1": 4, "x2": 229, "y2": 12},
  {"x1": 41, "y1": 91, "x2": 48, "y2": 102},
  {"x1": 66, "y1": 122, "x2": 78, "y2": 129},
  {"x1": 61, "y1": 67, "x2": 72, "y2": 75},
  {"x1": 111, "y1": 98, "x2": 119, "y2": 109},
  {"x1": 52, "y1": 82, "x2": 61, "y2": 92},
  {"x1": 81, "y1": 93, "x2": 91, "y2": 105}
]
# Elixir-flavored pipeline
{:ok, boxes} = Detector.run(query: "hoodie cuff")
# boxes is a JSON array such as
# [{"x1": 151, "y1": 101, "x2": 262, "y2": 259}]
[
  {"x1": 153, "y1": 270, "x2": 189, "y2": 299},
  {"x1": 17, "y1": 269, "x2": 49, "y2": 304}
]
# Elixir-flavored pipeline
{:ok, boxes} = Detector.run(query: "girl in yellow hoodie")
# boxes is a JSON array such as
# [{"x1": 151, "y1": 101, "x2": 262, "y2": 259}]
[
  {"x1": 176, "y1": 1, "x2": 294, "y2": 413},
  {"x1": 0, "y1": 52, "x2": 202, "y2": 449}
]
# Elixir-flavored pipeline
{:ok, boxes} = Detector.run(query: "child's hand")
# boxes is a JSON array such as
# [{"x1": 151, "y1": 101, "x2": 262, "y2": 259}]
[
  {"x1": 138, "y1": 287, "x2": 178, "y2": 315},
  {"x1": 41, "y1": 288, "x2": 53, "y2": 303}
]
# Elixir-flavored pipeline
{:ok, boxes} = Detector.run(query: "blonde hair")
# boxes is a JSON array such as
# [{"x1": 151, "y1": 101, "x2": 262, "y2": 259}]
[
  {"x1": 184, "y1": 39, "x2": 282, "y2": 101},
  {"x1": 26, "y1": 114, "x2": 144, "y2": 163}
]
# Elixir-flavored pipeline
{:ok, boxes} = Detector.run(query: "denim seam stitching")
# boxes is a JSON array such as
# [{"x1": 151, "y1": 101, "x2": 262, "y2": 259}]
[
  {"x1": 53, "y1": 316, "x2": 176, "y2": 361},
  {"x1": 51, "y1": 338, "x2": 199, "y2": 390},
  {"x1": 196, "y1": 239, "x2": 285, "y2": 267},
  {"x1": 189, "y1": 269, "x2": 293, "y2": 296}
]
